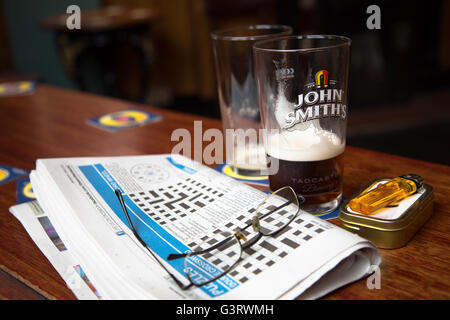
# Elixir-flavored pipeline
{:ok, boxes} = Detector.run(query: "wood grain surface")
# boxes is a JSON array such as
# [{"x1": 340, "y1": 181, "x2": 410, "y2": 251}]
[{"x1": 0, "y1": 85, "x2": 448, "y2": 299}]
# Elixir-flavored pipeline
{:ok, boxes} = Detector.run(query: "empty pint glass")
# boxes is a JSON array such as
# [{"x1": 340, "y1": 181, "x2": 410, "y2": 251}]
[
  {"x1": 254, "y1": 35, "x2": 351, "y2": 214},
  {"x1": 211, "y1": 25, "x2": 292, "y2": 176}
]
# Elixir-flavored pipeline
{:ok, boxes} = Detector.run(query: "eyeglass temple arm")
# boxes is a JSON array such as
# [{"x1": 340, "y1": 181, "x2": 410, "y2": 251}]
[
  {"x1": 114, "y1": 189, "x2": 192, "y2": 290},
  {"x1": 167, "y1": 235, "x2": 234, "y2": 261},
  {"x1": 168, "y1": 230, "x2": 263, "y2": 263},
  {"x1": 258, "y1": 199, "x2": 293, "y2": 220},
  {"x1": 114, "y1": 189, "x2": 144, "y2": 245}
]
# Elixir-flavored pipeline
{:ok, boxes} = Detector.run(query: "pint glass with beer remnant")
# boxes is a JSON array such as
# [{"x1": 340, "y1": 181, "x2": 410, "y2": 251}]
[
  {"x1": 211, "y1": 25, "x2": 292, "y2": 176},
  {"x1": 254, "y1": 35, "x2": 351, "y2": 214}
]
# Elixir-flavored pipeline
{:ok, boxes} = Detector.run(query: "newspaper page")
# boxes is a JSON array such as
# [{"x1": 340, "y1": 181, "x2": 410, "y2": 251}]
[
  {"x1": 27, "y1": 154, "x2": 380, "y2": 299},
  {"x1": 9, "y1": 201, "x2": 101, "y2": 300}
]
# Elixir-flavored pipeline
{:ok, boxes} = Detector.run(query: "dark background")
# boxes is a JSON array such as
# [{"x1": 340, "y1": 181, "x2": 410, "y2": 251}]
[{"x1": 0, "y1": 0, "x2": 449, "y2": 166}]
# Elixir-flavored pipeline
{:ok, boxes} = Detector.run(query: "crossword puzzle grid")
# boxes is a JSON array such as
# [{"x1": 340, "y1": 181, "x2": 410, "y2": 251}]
[
  {"x1": 188, "y1": 204, "x2": 331, "y2": 284},
  {"x1": 128, "y1": 178, "x2": 331, "y2": 285},
  {"x1": 128, "y1": 177, "x2": 224, "y2": 227}
]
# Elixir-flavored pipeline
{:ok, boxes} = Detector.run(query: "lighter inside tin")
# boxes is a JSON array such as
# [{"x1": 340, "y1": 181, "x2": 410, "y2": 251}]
[{"x1": 338, "y1": 178, "x2": 434, "y2": 249}]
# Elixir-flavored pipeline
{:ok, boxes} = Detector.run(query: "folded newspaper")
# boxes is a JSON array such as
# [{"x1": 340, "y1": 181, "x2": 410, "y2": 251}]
[{"x1": 10, "y1": 154, "x2": 381, "y2": 300}]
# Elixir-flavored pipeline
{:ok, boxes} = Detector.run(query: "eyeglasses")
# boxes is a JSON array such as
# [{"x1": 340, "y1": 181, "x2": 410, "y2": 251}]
[{"x1": 115, "y1": 186, "x2": 301, "y2": 290}]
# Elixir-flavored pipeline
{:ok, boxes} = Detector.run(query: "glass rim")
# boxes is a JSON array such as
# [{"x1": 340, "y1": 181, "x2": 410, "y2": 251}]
[
  {"x1": 253, "y1": 34, "x2": 352, "y2": 53},
  {"x1": 211, "y1": 24, "x2": 293, "y2": 41}
]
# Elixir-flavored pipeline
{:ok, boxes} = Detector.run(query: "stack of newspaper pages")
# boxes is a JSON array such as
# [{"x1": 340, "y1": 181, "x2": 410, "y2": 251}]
[{"x1": 10, "y1": 154, "x2": 381, "y2": 300}]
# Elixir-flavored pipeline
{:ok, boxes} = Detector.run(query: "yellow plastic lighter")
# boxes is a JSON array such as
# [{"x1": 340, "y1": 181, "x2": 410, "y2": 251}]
[{"x1": 348, "y1": 174, "x2": 424, "y2": 215}]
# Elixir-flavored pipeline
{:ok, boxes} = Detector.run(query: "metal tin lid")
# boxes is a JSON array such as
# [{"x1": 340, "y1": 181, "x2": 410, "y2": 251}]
[
  {"x1": 339, "y1": 178, "x2": 434, "y2": 232},
  {"x1": 339, "y1": 177, "x2": 434, "y2": 249}
]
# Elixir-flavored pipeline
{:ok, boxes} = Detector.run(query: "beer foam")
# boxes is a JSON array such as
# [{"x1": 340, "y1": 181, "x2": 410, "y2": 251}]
[{"x1": 266, "y1": 124, "x2": 345, "y2": 162}]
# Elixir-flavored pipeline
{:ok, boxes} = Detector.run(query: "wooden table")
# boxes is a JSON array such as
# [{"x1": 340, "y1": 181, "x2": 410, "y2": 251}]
[{"x1": 0, "y1": 85, "x2": 449, "y2": 300}]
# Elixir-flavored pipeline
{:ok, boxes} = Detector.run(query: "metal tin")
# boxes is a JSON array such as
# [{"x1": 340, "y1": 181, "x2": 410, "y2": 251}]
[{"x1": 339, "y1": 178, "x2": 434, "y2": 249}]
